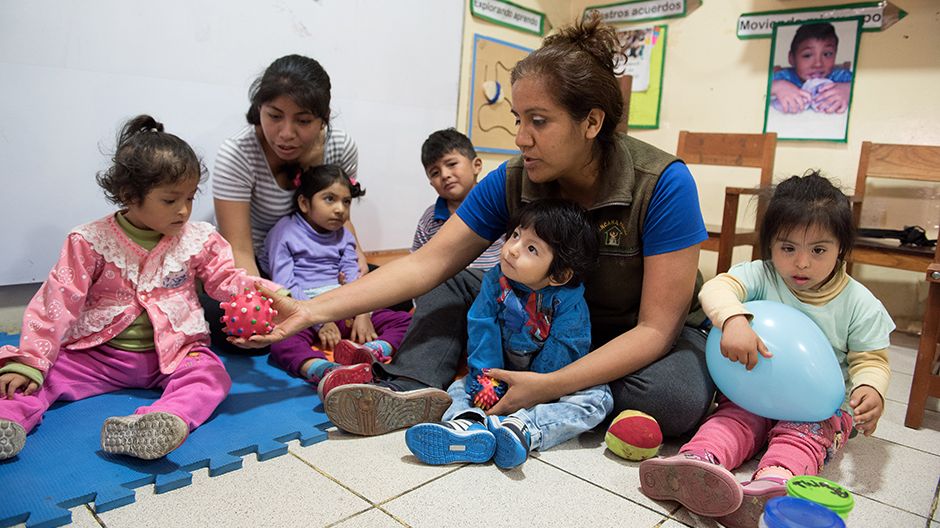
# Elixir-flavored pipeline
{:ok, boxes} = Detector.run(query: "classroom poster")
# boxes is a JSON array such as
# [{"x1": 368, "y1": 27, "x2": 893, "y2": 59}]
[
  {"x1": 468, "y1": 34, "x2": 532, "y2": 154},
  {"x1": 618, "y1": 24, "x2": 666, "y2": 129},
  {"x1": 763, "y1": 18, "x2": 862, "y2": 142},
  {"x1": 613, "y1": 25, "x2": 655, "y2": 91}
]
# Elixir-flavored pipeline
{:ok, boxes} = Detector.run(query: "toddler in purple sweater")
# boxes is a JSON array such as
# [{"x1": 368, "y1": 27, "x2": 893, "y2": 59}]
[{"x1": 264, "y1": 165, "x2": 411, "y2": 392}]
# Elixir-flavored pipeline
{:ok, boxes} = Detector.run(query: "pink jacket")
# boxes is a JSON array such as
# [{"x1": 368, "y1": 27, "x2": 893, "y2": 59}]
[{"x1": 0, "y1": 214, "x2": 280, "y2": 376}]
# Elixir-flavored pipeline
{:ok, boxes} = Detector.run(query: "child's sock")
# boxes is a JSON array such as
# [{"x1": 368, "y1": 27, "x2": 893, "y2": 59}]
[
  {"x1": 752, "y1": 465, "x2": 793, "y2": 481},
  {"x1": 304, "y1": 358, "x2": 341, "y2": 384},
  {"x1": 362, "y1": 340, "x2": 393, "y2": 363},
  {"x1": 0, "y1": 419, "x2": 26, "y2": 460}
]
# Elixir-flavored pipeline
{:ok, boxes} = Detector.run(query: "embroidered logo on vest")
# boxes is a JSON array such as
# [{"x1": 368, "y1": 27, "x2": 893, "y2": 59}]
[{"x1": 599, "y1": 220, "x2": 626, "y2": 248}]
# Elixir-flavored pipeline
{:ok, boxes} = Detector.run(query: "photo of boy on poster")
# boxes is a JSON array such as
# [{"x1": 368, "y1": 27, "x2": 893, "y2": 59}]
[{"x1": 763, "y1": 17, "x2": 862, "y2": 142}]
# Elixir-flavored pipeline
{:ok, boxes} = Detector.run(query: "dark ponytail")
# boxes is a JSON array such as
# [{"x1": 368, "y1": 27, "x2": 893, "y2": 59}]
[{"x1": 96, "y1": 114, "x2": 204, "y2": 206}]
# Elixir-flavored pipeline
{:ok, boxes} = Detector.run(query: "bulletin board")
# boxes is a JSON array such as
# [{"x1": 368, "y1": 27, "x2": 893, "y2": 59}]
[
  {"x1": 621, "y1": 24, "x2": 667, "y2": 129},
  {"x1": 468, "y1": 34, "x2": 532, "y2": 155}
]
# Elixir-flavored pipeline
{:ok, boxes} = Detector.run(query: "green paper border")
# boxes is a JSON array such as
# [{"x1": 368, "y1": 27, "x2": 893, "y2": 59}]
[
  {"x1": 737, "y1": 1, "x2": 906, "y2": 40},
  {"x1": 470, "y1": 0, "x2": 545, "y2": 36},
  {"x1": 761, "y1": 16, "x2": 863, "y2": 143},
  {"x1": 583, "y1": 0, "x2": 692, "y2": 25}
]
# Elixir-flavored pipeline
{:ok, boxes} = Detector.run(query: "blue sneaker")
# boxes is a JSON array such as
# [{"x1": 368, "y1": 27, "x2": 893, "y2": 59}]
[
  {"x1": 487, "y1": 415, "x2": 530, "y2": 469},
  {"x1": 405, "y1": 418, "x2": 495, "y2": 465}
]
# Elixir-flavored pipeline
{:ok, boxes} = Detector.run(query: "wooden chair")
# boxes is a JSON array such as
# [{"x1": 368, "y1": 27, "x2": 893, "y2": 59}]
[
  {"x1": 846, "y1": 141, "x2": 940, "y2": 429},
  {"x1": 907, "y1": 255, "x2": 940, "y2": 428},
  {"x1": 676, "y1": 131, "x2": 777, "y2": 274},
  {"x1": 848, "y1": 142, "x2": 940, "y2": 274}
]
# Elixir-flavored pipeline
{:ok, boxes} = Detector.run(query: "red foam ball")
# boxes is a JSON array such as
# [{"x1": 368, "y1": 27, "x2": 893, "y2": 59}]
[{"x1": 219, "y1": 288, "x2": 277, "y2": 337}]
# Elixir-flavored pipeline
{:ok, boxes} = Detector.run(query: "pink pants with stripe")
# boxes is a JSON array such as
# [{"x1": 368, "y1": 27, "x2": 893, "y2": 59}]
[
  {"x1": 0, "y1": 344, "x2": 231, "y2": 432},
  {"x1": 681, "y1": 396, "x2": 854, "y2": 477}
]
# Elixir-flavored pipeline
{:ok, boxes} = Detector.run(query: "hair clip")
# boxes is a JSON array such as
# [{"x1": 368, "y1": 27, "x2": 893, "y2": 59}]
[
  {"x1": 150, "y1": 127, "x2": 159, "y2": 133},
  {"x1": 349, "y1": 176, "x2": 358, "y2": 186},
  {"x1": 293, "y1": 169, "x2": 302, "y2": 188}
]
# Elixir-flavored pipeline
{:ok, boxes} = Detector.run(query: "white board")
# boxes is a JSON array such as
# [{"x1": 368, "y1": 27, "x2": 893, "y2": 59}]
[{"x1": 0, "y1": 0, "x2": 461, "y2": 285}]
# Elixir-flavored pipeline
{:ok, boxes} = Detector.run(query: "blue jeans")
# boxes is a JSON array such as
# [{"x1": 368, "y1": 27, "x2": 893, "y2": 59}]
[{"x1": 442, "y1": 376, "x2": 613, "y2": 451}]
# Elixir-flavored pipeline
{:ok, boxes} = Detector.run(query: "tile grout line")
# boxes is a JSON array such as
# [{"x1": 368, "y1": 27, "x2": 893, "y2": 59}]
[
  {"x1": 928, "y1": 475, "x2": 940, "y2": 525},
  {"x1": 869, "y1": 434, "x2": 940, "y2": 458},
  {"x1": 85, "y1": 504, "x2": 107, "y2": 527},
  {"x1": 530, "y1": 455, "x2": 682, "y2": 519},
  {"x1": 289, "y1": 448, "x2": 463, "y2": 525}
]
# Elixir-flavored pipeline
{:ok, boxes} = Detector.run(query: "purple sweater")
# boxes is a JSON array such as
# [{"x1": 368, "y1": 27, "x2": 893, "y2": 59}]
[{"x1": 264, "y1": 212, "x2": 359, "y2": 300}]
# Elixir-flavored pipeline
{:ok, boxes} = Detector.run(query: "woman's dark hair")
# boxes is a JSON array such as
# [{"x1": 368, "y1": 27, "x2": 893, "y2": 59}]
[
  {"x1": 96, "y1": 115, "x2": 204, "y2": 206},
  {"x1": 511, "y1": 12, "x2": 624, "y2": 178},
  {"x1": 246, "y1": 54, "x2": 331, "y2": 126},
  {"x1": 790, "y1": 22, "x2": 839, "y2": 56},
  {"x1": 292, "y1": 164, "x2": 364, "y2": 213},
  {"x1": 759, "y1": 170, "x2": 855, "y2": 265},
  {"x1": 506, "y1": 198, "x2": 598, "y2": 286},
  {"x1": 421, "y1": 128, "x2": 477, "y2": 169}
]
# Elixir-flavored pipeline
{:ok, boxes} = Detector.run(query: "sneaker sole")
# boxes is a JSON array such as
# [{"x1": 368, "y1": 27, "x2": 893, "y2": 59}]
[
  {"x1": 405, "y1": 423, "x2": 495, "y2": 465},
  {"x1": 324, "y1": 384, "x2": 452, "y2": 436},
  {"x1": 0, "y1": 420, "x2": 26, "y2": 460},
  {"x1": 639, "y1": 457, "x2": 742, "y2": 517},
  {"x1": 716, "y1": 482, "x2": 787, "y2": 528},
  {"x1": 101, "y1": 412, "x2": 188, "y2": 460},
  {"x1": 492, "y1": 426, "x2": 528, "y2": 469},
  {"x1": 333, "y1": 341, "x2": 375, "y2": 366},
  {"x1": 317, "y1": 363, "x2": 374, "y2": 400}
]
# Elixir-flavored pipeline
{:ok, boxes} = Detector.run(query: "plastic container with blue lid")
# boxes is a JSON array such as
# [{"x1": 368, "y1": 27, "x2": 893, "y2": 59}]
[{"x1": 759, "y1": 496, "x2": 846, "y2": 528}]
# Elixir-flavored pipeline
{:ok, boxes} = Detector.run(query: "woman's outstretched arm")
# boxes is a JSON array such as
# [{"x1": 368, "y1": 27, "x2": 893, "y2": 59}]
[{"x1": 234, "y1": 215, "x2": 493, "y2": 347}]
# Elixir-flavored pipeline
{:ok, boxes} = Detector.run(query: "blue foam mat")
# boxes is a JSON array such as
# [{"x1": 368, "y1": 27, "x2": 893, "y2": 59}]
[{"x1": 0, "y1": 333, "x2": 331, "y2": 528}]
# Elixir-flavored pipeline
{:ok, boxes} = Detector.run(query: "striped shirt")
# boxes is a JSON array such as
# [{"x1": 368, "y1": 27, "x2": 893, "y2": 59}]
[
  {"x1": 412, "y1": 197, "x2": 503, "y2": 270},
  {"x1": 212, "y1": 125, "x2": 358, "y2": 272}
]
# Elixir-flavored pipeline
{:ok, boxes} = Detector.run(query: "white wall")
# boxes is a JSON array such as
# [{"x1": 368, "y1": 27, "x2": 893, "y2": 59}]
[{"x1": 0, "y1": 0, "x2": 463, "y2": 286}]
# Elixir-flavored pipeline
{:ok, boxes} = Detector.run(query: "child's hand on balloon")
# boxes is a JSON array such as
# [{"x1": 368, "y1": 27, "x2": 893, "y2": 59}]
[
  {"x1": 849, "y1": 385, "x2": 883, "y2": 436},
  {"x1": 720, "y1": 315, "x2": 772, "y2": 370}
]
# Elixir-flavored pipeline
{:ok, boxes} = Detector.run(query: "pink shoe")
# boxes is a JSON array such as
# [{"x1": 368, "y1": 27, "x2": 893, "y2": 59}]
[
  {"x1": 317, "y1": 363, "x2": 374, "y2": 400},
  {"x1": 716, "y1": 477, "x2": 788, "y2": 528},
  {"x1": 639, "y1": 454, "x2": 743, "y2": 517},
  {"x1": 334, "y1": 340, "x2": 376, "y2": 366}
]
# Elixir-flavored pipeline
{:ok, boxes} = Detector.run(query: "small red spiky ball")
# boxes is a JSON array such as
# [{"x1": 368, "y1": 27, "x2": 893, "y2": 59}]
[
  {"x1": 219, "y1": 288, "x2": 277, "y2": 337},
  {"x1": 471, "y1": 374, "x2": 507, "y2": 410}
]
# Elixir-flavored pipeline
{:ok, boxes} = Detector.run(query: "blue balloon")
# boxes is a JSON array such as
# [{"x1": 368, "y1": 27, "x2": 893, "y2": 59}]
[{"x1": 706, "y1": 300, "x2": 845, "y2": 422}]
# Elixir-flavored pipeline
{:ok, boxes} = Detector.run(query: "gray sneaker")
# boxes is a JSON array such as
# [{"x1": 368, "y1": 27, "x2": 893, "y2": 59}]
[
  {"x1": 324, "y1": 384, "x2": 452, "y2": 436},
  {"x1": 101, "y1": 412, "x2": 188, "y2": 460},
  {"x1": 0, "y1": 420, "x2": 26, "y2": 460}
]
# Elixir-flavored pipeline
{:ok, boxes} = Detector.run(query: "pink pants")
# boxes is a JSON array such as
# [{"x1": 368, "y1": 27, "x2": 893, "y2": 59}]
[
  {"x1": 681, "y1": 396, "x2": 854, "y2": 477},
  {"x1": 0, "y1": 344, "x2": 231, "y2": 432}
]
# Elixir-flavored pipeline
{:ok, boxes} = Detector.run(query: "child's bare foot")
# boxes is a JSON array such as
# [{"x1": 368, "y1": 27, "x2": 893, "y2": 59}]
[
  {"x1": 0, "y1": 419, "x2": 26, "y2": 460},
  {"x1": 101, "y1": 412, "x2": 188, "y2": 460}
]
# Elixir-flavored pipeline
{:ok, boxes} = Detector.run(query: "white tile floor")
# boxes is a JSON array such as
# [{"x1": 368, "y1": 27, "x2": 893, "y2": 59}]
[{"x1": 17, "y1": 333, "x2": 940, "y2": 528}]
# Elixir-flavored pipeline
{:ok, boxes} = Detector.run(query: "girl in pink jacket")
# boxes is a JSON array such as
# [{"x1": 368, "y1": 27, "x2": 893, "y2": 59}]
[{"x1": 0, "y1": 115, "x2": 279, "y2": 461}]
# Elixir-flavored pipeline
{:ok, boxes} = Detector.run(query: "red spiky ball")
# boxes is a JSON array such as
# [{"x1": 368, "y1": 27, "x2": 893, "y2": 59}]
[
  {"x1": 219, "y1": 288, "x2": 277, "y2": 337},
  {"x1": 472, "y1": 374, "x2": 507, "y2": 410}
]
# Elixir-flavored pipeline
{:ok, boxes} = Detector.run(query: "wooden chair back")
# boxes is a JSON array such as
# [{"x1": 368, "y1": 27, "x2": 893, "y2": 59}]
[
  {"x1": 849, "y1": 142, "x2": 940, "y2": 273},
  {"x1": 676, "y1": 131, "x2": 777, "y2": 274}
]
